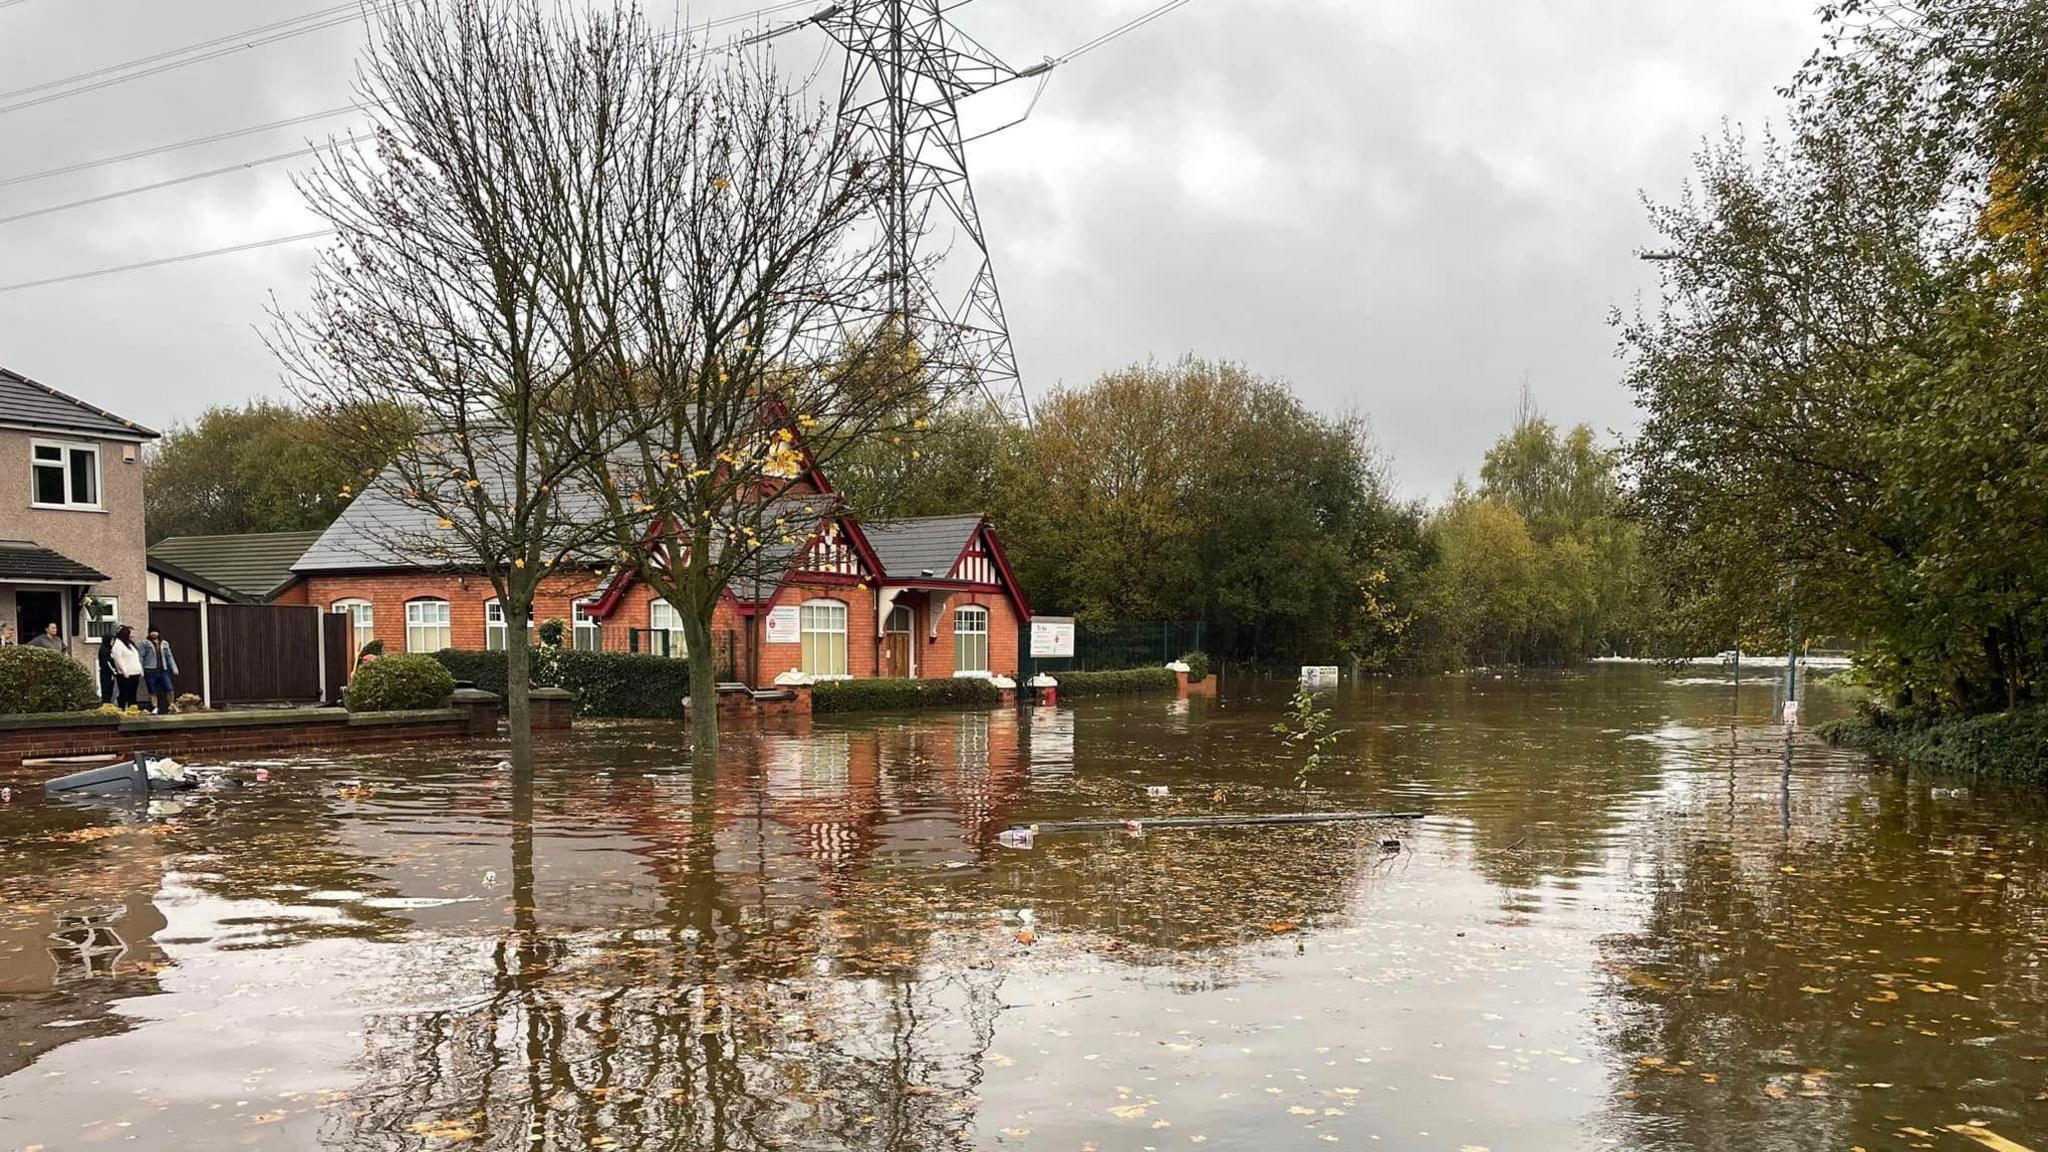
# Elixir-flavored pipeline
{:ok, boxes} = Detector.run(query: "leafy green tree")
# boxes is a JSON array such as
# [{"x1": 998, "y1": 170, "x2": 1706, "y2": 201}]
[{"x1": 143, "y1": 401, "x2": 368, "y2": 542}]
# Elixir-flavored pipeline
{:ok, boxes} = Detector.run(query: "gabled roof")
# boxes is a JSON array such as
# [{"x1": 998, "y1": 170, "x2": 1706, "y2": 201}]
[
  {"x1": 0, "y1": 365, "x2": 157, "y2": 441},
  {"x1": 859, "y1": 515, "x2": 986, "y2": 580},
  {"x1": 0, "y1": 540, "x2": 109, "y2": 584},
  {"x1": 149, "y1": 530, "x2": 326, "y2": 600}
]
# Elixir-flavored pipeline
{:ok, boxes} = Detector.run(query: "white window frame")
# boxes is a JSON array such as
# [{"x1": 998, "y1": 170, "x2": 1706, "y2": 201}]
[
  {"x1": 404, "y1": 598, "x2": 452, "y2": 653},
  {"x1": 799, "y1": 598, "x2": 849, "y2": 678},
  {"x1": 30, "y1": 438, "x2": 103, "y2": 511},
  {"x1": 572, "y1": 599, "x2": 603, "y2": 652},
  {"x1": 649, "y1": 598, "x2": 688, "y2": 659},
  {"x1": 953, "y1": 605, "x2": 990, "y2": 676},
  {"x1": 82, "y1": 595, "x2": 120, "y2": 645},
  {"x1": 485, "y1": 599, "x2": 507, "y2": 651}
]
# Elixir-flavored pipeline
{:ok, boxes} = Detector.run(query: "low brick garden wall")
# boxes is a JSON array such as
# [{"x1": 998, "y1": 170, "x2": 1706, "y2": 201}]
[{"x1": 0, "y1": 708, "x2": 475, "y2": 772}]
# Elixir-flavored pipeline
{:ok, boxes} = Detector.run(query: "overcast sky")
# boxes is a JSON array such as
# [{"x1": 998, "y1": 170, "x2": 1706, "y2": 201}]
[{"x1": 0, "y1": 0, "x2": 1818, "y2": 498}]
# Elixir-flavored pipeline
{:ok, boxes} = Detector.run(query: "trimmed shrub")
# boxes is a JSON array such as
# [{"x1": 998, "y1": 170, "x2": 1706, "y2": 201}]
[
  {"x1": 1054, "y1": 667, "x2": 1180, "y2": 698},
  {"x1": 345, "y1": 653, "x2": 457, "y2": 712},
  {"x1": 812, "y1": 677, "x2": 1002, "y2": 715},
  {"x1": 0, "y1": 645, "x2": 99, "y2": 714},
  {"x1": 1181, "y1": 651, "x2": 1212, "y2": 683},
  {"x1": 432, "y1": 647, "x2": 689, "y2": 719},
  {"x1": 1821, "y1": 705, "x2": 2048, "y2": 785}
]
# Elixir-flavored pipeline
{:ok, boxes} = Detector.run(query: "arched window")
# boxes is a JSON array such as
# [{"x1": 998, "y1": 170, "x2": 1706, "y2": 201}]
[
  {"x1": 799, "y1": 599, "x2": 848, "y2": 677},
  {"x1": 333, "y1": 599, "x2": 374, "y2": 654},
  {"x1": 484, "y1": 599, "x2": 507, "y2": 651},
  {"x1": 572, "y1": 599, "x2": 603, "y2": 652},
  {"x1": 404, "y1": 598, "x2": 451, "y2": 653},
  {"x1": 953, "y1": 605, "x2": 990, "y2": 674},
  {"x1": 649, "y1": 599, "x2": 688, "y2": 659}
]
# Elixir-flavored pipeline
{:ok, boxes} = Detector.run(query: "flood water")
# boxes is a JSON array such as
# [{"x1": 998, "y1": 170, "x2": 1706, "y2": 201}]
[{"x1": 3, "y1": 665, "x2": 2045, "y2": 1151}]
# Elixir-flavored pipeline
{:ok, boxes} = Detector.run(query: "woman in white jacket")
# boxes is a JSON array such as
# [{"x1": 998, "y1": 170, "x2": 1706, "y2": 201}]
[{"x1": 108, "y1": 625, "x2": 145, "y2": 709}]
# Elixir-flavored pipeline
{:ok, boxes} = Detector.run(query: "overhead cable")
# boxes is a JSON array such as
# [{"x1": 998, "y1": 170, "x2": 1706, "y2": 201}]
[
  {"x1": 0, "y1": 229, "x2": 335, "y2": 294},
  {"x1": 0, "y1": 140, "x2": 346, "y2": 226},
  {"x1": 0, "y1": 106, "x2": 357, "y2": 189}
]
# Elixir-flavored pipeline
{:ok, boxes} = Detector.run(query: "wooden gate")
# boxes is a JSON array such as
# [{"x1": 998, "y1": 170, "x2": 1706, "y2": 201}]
[
  {"x1": 321, "y1": 612, "x2": 352, "y2": 704},
  {"x1": 146, "y1": 602, "x2": 203, "y2": 700},
  {"x1": 207, "y1": 603, "x2": 324, "y2": 705}
]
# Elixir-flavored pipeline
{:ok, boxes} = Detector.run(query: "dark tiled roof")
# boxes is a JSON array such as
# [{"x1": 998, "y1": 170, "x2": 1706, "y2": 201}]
[
  {"x1": 0, "y1": 365, "x2": 157, "y2": 440},
  {"x1": 0, "y1": 540, "x2": 109, "y2": 584},
  {"x1": 148, "y1": 530, "x2": 325, "y2": 599},
  {"x1": 860, "y1": 515, "x2": 984, "y2": 579}
]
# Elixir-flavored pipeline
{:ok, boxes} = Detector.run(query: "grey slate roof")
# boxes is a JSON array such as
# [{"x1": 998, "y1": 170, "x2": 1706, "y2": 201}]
[
  {"x1": 0, "y1": 540, "x2": 109, "y2": 584},
  {"x1": 149, "y1": 530, "x2": 326, "y2": 599},
  {"x1": 860, "y1": 515, "x2": 984, "y2": 579},
  {"x1": 0, "y1": 365, "x2": 158, "y2": 440}
]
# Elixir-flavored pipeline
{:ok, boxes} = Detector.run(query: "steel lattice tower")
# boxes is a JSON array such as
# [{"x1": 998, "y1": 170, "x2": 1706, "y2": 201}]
[{"x1": 816, "y1": 0, "x2": 1044, "y2": 424}]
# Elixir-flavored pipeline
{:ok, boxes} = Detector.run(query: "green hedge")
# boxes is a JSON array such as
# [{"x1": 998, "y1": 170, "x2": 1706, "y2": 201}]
[
  {"x1": 1181, "y1": 651, "x2": 1212, "y2": 683},
  {"x1": 812, "y1": 677, "x2": 1003, "y2": 715},
  {"x1": 1054, "y1": 667, "x2": 1180, "y2": 698},
  {"x1": 1821, "y1": 705, "x2": 2048, "y2": 785},
  {"x1": 346, "y1": 653, "x2": 456, "y2": 712},
  {"x1": 0, "y1": 645, "x2": 99, "y2": 714},
  {"x1": 432, "y1": 647, "x2": 689, "y2": 719}
]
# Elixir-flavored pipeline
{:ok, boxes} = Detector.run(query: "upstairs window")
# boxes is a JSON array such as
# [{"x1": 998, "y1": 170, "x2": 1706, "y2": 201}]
[
  {"x1": 31, "y1": 440, "x2": 99, "y2": 509},
  {"x1": 405, "y1": 598, "x2": 451, "y2": 653},
  {"x1": 954, "y1": 605, "x2": 989, "y2": 674}
]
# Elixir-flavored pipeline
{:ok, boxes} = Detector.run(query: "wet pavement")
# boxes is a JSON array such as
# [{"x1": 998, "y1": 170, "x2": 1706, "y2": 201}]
[{"x1": 2, "y1": 666, "x2": 2045, "y2": 1150}]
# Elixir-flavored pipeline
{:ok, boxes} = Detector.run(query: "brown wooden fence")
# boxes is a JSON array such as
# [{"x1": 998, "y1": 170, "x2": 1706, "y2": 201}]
[{"x1": 148, "y1": 602, "x2": 350, "y2": 707}]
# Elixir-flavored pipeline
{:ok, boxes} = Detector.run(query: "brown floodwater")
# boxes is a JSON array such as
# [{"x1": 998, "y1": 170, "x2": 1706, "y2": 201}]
[{"x1": 2, "y1": 666, "x2": 2044, "y2": 1151}]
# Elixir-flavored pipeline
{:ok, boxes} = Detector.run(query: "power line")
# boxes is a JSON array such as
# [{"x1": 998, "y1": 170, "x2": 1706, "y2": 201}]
[
  {"x1": 0, "y1": 106, "x2": 358, "y2": 189},
  {"x1": 0, "y1": 140, "x2": 346, "y2": 226},
  {"x1": 1055, "y1": 0, "x2": 1196, "y2": 64},
  {"x1": 0, "y1": 3, "x2": 396, "y2": 117},
  {"x1": 0, "y1": 0, "x2": 35, "y2": 10},
  {"x1": 0, "y1": 229, "x2": 335, "y2": 294}
]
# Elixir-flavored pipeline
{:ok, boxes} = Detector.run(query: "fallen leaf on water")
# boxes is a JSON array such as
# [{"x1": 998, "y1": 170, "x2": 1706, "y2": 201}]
[
  {"x1": 1947, "y1": 1124, "x2": 2037, "y2": 1152},
  {"x1": 1762, "y1": 1084, "x2": 1789, "y2": 1100},
  {"x1": 1109, "y1": 1104, "x2": 1148, "y2": 1120}
]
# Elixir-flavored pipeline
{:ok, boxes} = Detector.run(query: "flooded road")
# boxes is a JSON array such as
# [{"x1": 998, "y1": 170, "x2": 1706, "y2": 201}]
[{"x1": 3, "y1": 666, "x2": 2046, "y2": 1151}]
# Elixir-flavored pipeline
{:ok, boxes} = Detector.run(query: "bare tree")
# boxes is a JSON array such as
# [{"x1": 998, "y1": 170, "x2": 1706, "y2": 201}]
[
  {"x1": 274, "y1": 0, "x2": 669, "y2": 761},
  {"x1": 571, "y1": 44, "x2": 961, "y2": 755}
]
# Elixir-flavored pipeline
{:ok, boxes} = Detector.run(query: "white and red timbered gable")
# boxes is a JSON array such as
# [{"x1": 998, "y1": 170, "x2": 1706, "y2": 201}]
[
  {"x1": 797, "y1": 520, "x2": 868, "y2": 580},
  {"x1": 951, "y1": 528, "x2": 998, "y2": 586}
]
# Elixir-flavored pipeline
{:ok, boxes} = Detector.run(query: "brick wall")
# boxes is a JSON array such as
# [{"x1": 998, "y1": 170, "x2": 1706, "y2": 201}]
[{"x1": 0, "y1": 710, "x2": 472, "y2": 770}]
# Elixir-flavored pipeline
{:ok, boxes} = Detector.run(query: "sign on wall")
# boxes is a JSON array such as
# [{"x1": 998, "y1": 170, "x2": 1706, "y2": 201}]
[
  {"x1": 1030, "y1": 616, "x2": 1076, "y2": 659},
  {"x1": 1300, "y1": 665, "x2": 1340, "y2": 689},
  {"x1": 765, "y1": 605, "x2": 801, "y2": 644}
]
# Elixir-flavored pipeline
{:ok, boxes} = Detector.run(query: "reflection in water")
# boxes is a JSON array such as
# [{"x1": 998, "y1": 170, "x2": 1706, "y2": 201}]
[{"x1": 4, "y1": 670, "x2": 2048, "y2": 1150}]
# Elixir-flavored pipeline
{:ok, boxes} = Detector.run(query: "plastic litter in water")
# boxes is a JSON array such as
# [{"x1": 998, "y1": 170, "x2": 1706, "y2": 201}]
[
  {"x1": 1146, "y1": 785, "x2": 1170, "y2": 798},
  {"x1": 255, "y1": 768, "x2": 271, "y2": 782}
]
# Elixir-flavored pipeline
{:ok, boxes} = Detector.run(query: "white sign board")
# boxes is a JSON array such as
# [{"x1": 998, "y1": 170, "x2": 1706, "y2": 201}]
[
  {"x1": 1030, "y1": 617, "x2": 1076, "y2": 659},
  {"x1": 765, "y1": 605, "x2": 801, "y2": 644},
  {"x1": 1300, "y1": 665, "x2": 1341, "y2": 689}
]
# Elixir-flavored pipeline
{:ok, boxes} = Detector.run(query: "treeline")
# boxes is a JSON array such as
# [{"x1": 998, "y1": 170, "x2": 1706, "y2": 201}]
[
  {"x1": 1624, "y1": 0, "x2": 2048, "y2": 715},
  {"x1": 144, "y1": 400, "x2": 382, "y2": 543},
  {"x1": 834, "y1": 358, "x2": 1656, "y2": 670}
]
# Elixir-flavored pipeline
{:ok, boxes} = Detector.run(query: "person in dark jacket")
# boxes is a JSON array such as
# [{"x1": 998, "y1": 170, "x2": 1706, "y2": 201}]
[
  {"x1": 96, "y1": 627, "x2": 116, "y2": 703},
  {"x1": 140, "y1": 626, "x2": 180, "y2": 714}
]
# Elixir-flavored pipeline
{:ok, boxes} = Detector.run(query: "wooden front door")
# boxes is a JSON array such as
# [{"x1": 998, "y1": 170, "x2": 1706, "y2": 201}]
[{"x1": 883, "y1": 604, "x2": 914, "y2": 678}]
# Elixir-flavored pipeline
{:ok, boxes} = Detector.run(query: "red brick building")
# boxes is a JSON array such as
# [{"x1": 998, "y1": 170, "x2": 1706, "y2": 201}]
[{"x1": 291, "y1": 462, "x2": 1030, "y2": 689}]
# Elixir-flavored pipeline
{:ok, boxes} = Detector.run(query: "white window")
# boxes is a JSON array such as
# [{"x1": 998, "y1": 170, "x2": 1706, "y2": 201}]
[
  {"x1": 649, "y1": 599, "x2": 688, "y2": 658},
  {"x1": 954, "y1": 605, "x2": 990, "y2": 674},
  {"x1": 333, "y1": 599, "x2": 375, "y2": 652},
  {"x1": 485, "y1": 599, "x2": 507, "y2": 650},
  {"x1": 405, "y1": 598, "x2": 451, "y2": 653},
  {"x1": 31, "y1": 440, "x2": 100, "y2": 509},
  {"x1": 800, "y1": 599, "x2": 848, "y2": 677},
  {"x1": 572, "y1": 599, "x2": 603, "y2": 652},
  {"x1": 82, "y1": 596, "x2": 120, "y2": 644}
]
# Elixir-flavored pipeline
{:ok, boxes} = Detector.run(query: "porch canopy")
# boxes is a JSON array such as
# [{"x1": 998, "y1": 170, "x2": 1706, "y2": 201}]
[{"x1": 0, "y1": 540, "x2": 108, "y2": 585}]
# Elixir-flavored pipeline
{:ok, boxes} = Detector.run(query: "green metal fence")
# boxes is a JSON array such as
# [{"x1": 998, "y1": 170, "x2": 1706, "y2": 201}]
[{"x1": 1022, "y1": 619, "x2": 1206, "y2": 679}]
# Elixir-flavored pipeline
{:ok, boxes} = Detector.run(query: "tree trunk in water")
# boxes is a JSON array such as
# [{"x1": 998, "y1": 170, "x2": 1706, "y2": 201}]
[
  {"x1": 684, "y1": 608, "x2": 719, "y2": 759},
  {"x1": 506, "y1": 615, "x2": 534, "y2": 767}
]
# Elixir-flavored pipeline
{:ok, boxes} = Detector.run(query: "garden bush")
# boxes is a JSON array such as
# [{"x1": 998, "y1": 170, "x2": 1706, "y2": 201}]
[
  {"x1": 1181, "y1": 651, "x2": 1212, "y2": 683},
  {"x1": 345, "y1": 653, "x2": 456, "y2": 712},
  {"x1": 0, "y1": 645, "x2": 99, "y2": 714},
  {"x1": 1821, "y1": 705, "x2": 2048, "y2": 786},
  {"x1": 1054, "y1": 667, "x2": 1180, "y2": 697},
  {"x1": 432, "y1": 648, "x2": 689, "y2": 719},
  {"x1": 812, "y1": 677, "x2": 1002, "y2": 715}
]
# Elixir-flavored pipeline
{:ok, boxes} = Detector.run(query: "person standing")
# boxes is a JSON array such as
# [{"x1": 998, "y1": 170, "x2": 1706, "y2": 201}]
[
  {"x1": 27, "y1": 622, "x2": 66, "y2": 653},
  {"x1": 0, "y1": 623, "x2": 15, "y2": 646},
  {"x1": 108, "y1": 625, "x2": 145, "y2": 710},
  {"x1": 96, "y1": 626, "x2": 117, "y2": 704},
  {"x1": 141, "y1": 626, "x2": 180, "y2": 714}
]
